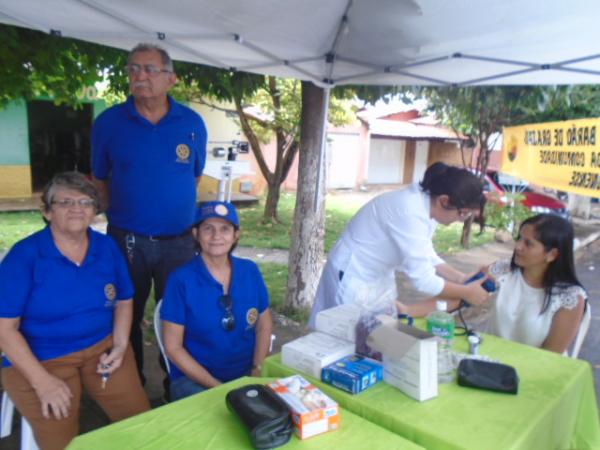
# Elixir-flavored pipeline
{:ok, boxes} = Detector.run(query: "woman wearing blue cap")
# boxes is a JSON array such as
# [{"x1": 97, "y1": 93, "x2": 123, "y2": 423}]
[{"x1": 161, "y1": 201, "x2": 273, "y2": 401}]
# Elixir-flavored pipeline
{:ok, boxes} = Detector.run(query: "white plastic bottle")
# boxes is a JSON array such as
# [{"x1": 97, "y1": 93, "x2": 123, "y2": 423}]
[{"x1": 426, "y1": 300, "x2": 455, "y2": 383}]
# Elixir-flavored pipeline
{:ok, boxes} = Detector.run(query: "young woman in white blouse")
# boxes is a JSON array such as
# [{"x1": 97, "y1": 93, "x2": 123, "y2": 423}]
[
  {"x1": 399, "y1": 213, "x2": 587, "y2": 354},
  {"x1": 485, "y1": 213, "x2": 587, "y2": 353}
]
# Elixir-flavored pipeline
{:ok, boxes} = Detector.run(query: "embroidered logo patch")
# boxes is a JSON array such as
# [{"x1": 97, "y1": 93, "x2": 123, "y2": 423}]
[
  {"x1": 215, "y1": 204, "x2": 229, "y2": 216},
  {"x1": 175, "y1": 144, "x2": 191, "y2": 163},
  {"x1": 104, "y1": 283, "x2": 116, "y2": 301},
  {"x1": 246, "y1": 308, "x2": 259, "y2": 326}
]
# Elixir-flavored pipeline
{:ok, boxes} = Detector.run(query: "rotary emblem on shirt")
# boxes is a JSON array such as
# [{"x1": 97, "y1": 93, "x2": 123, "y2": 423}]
[
  {"x1": 175, "y1": 144, "x2": 191, "y2": 163},
  {"x1": 104, "y1": 283, "x2": 116, "y2": 307},
  {"x1": 246, "y1": 308, "x2": 259, "y2": 327}
]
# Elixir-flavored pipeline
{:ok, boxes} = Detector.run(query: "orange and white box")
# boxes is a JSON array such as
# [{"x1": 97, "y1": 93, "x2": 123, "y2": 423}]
[{"x1": 268, "y1": 375, "x2": 340, "y2": 439}]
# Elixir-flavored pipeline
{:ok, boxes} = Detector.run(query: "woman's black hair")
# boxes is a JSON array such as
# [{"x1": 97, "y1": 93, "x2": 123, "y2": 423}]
[
  {"x1": 419, "y1": 162, "x2": 485, "y2": 209},
  {"x1": 510, "y1": 213, "x2": 584, "y2": 314}
]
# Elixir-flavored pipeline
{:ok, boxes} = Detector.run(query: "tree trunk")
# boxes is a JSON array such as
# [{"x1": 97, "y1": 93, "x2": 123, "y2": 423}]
[
  {"x1": 285, "y1": 82, "x2": 328, "y2": 312},
  {"x1": 263, "y1": 180, "x2": 281, "y2": 222}
]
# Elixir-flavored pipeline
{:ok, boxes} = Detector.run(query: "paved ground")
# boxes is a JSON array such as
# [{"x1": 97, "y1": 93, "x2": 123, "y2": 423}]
[{"x1": 1, "y1": 209, "x2": 599, "y2": 447}]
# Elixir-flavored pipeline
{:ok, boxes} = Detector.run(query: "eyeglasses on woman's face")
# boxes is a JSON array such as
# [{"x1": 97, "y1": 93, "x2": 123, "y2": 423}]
[
  {"x1": 51, "y1": 197, "x2": 96, "y2": 210},
  {"x1": 219, "y1": 294, "x2": 235, "y2": 331}
]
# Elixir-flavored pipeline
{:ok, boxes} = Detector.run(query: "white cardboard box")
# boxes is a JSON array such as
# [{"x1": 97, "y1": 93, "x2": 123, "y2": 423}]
[
  {"x1": 367, "y1": 316, "x2": 438, "y2": 401},
  {"x1": 315, "y1": 304, "x2": 362, "y2": 342},
  {"x1": 281, "y1": 332, "x2": 355, "y2": 379}
]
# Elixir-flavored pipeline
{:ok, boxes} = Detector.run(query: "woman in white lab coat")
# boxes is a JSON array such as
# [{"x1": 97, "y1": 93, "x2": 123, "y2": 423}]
[{"x1": 309, "y1": 162, "x2": 490, "y2": 327}]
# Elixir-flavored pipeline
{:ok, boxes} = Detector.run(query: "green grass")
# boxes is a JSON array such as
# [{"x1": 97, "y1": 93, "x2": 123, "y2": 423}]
[
  {"x1": 0, "y1": 211, "x2": 45, "y2": 252},
  {"x1": 433, "y1": 222, "x2": 494, "y2": 255},
  {"x1": 238, "y1": 192, "x2": 359, "y2": 252}
]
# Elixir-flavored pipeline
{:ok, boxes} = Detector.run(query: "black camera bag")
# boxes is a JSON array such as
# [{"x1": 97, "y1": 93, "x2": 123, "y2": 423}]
[{"x1": 225, "y1": 384, "x2": 293, "y2": 449}]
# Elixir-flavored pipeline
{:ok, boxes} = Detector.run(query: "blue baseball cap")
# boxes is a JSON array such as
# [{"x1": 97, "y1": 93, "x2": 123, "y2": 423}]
[{"x1": 194, "y1": 201, "x2": 239, "y2": 228}]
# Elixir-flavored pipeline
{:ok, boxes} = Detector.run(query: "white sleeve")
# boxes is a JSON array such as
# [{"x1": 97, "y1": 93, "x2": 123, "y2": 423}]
[{"x1": 385, "y1": 214, "x2": 445, "y2": 297}]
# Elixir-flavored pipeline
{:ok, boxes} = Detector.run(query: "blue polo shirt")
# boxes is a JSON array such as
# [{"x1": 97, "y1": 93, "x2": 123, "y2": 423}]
[
  {"x1": 0, "y1": 227, "x2": 134, "y2": 367},
  {"x1": 161, "y1": 255, "x2": 269, "y2": 383},
  {"x1": 92, "y1": 96, "x2": 207, "y2": 236}
]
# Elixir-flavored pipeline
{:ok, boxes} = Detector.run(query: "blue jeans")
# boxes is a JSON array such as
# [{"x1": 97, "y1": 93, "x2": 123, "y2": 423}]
[
  {"x1": 108, "y1": 225, "x2": 196, "y2": 385},
  {"x1": 170, "y1": 376, "x2": 206, "y2": 402}
]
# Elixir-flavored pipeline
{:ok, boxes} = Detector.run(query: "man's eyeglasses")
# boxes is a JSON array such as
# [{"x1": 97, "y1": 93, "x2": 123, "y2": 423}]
[
  {"x1": 51, "y1": 198, "x2": 96, "y2": 209},
  {"x1": 126, "y1": 64, "x2": 172, "y2": 77},
  {"x1": 219, "y1": 294, "x2": 235, "y2": 332}
]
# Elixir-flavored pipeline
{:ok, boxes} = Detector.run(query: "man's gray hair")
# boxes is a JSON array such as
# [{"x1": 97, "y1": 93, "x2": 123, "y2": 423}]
[{"x1": 128, "y1": 43, "x2": 174, "y2": 71}]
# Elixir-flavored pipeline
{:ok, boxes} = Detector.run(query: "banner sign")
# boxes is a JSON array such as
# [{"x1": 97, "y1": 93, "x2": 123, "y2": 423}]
[{"x1": 502, "y1": 118, "x2": 600, "y2": 197}]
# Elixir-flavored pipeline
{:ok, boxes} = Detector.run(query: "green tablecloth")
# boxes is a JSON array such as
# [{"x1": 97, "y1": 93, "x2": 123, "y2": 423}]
[
  {"x1": 68, "y1": 377, "x2": 424, "y2": 450},
  {"x1": 262, "y1": 333, "x2": 600, "y2": 450}
]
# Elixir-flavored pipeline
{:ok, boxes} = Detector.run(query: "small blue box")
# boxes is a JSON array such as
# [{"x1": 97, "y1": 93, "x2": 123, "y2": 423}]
[{"x1": 321, "y1": 354, "x2": 383, "y2": 394}]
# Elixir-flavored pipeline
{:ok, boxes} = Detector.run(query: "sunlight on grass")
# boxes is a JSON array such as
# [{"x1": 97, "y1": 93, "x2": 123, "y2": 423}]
[{"x1": 0, "y1": 211, "x2": 45, "y2": 252}]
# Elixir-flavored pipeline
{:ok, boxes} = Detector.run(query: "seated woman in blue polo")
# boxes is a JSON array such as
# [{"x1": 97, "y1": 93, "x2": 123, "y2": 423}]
[
  {"x1": 161, "y1": 201, "x2": 273, "y2": 401},
  {"x1": 0, "y1": 172, "x2": 150, "y2": 450}
]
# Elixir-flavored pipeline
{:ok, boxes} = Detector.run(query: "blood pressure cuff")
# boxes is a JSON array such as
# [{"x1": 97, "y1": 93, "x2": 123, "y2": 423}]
[
  {"x1": 457, "y1": 359, "x2": 519, "y2": 394},
  {"x1": 226, "y1": 384, "x2": 293, "y2": 449}
]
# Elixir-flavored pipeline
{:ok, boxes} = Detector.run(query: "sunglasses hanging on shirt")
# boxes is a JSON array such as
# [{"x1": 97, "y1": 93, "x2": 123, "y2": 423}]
[{"x1": 219, "y1": 294, "x2": 235, "y2": 331}]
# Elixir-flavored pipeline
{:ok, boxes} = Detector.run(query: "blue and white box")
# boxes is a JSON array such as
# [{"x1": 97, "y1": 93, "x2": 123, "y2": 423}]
[{"x1": 321, "y1": 354, "x2": 383, "y2": 394}]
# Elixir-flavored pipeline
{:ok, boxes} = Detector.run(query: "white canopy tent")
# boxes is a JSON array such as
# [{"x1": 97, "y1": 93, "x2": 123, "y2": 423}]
[{"x1": 2, "y1": 0, "x2": 600, "y2": 87}]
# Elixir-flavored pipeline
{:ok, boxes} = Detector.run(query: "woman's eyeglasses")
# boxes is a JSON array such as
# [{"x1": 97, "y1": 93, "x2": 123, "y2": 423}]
[
  {"x1": 219, "y1": 294, "x2": 235, "y2": 331},
  {"x1": 51, "y1": 198, "x2": 96, "y2": 209}
]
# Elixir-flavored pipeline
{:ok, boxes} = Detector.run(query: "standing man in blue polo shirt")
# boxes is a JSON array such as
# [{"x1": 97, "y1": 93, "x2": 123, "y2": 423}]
[{"x1": 92, "y1": 43, "x2": 207, "y2": 388}]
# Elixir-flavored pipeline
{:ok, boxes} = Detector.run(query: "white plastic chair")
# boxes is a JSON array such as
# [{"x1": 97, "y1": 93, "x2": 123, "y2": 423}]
[
  {"x1": 153, "y1": 300, "x2": 170, "y2": 374},
  {"x1": 571, "y1": 303, "x2": 591, "y2": 359},
  {"x1": 1, "y1": 390, "x2": 39, "y2": 450}
]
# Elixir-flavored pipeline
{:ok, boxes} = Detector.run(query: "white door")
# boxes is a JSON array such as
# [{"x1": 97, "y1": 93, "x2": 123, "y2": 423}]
[
  {"x1": 367, "y1": 138, "x2": 404, "y2": 184},
  {"x1": 413, "y1": 140, "x2": 430, "y2": 183},
  {"x1": 326, "y1": 133, "x2": 360, "y2": 189}
]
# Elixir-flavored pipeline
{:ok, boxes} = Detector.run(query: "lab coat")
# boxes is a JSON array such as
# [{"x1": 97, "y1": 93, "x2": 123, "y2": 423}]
[{"x1": 309, "y1": 183, "x2": 445, "y2": 327}]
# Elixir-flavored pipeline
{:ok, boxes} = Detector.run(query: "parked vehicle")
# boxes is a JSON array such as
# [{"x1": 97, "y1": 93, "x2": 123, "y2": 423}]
[{"x1": 483, "y1": 170, "x2": 570, "y2": 219}]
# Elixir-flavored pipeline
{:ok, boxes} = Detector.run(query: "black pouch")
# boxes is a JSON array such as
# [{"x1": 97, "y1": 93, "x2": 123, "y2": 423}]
[
  {"x1": 226, "y1": 384, "x2": 293, "y2": 449},
  {"x1": 457, "y1": 359, "x2": 519, "y2": 394}
]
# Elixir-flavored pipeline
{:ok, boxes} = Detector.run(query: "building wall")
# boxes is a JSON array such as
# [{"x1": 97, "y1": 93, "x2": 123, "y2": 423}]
[
  {"x1": 0, "y1": 100, "x2": 32, "y2": 198},
  {"x1": 427, "y1": 141, "x2": 472, "y2": 166},
  {"x1": 188, "y1": 101, "x2": 258, "y2": 198}
]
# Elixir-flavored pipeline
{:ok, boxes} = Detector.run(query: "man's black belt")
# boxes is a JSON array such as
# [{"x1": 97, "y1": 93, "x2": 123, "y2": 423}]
[{"x1": 108, "y1": 225, "x2": 191, "y2": 241}]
